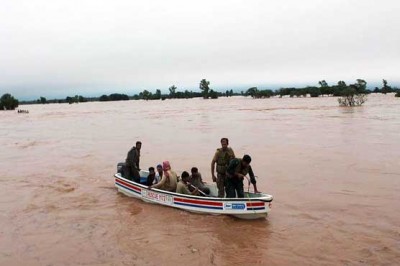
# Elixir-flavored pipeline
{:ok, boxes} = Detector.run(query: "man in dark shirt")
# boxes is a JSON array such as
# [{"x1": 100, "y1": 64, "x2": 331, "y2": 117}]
[
  {"x1": 124, "y1": 141, "x2": 142, "y2": 182},
  {"x1": 226, "y1": 154, "x2": 259, "y2": 198},
  {"x1": 146, "y1": 167, "x2": 156, "y2": 186}
]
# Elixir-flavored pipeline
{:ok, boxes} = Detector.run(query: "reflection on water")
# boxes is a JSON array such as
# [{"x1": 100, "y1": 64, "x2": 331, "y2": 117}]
[{"x1": 0, "y1": 94, "x2": 399, "y2": 265}]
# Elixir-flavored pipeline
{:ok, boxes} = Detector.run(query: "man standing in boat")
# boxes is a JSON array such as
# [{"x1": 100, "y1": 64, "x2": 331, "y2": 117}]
[
  {"x1": 124, "y1": 141, "x2": 142, "y2": 182},
  {"x1": 226, "y1": 154, "x2": 260, "y2": 198},
  {"x1": 211, "y1": 138, "x2": 235, "y2": 197}
]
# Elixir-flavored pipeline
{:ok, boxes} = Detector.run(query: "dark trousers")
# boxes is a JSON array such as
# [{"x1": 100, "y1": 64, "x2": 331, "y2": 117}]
[
  {"x1": 225, "y1": 178, "x2": 244, "y2": 198},
  {"x1": 216, "y1": 173, "x2": 226, "y2": 198},
  {"x1": 124, "y1": 164, "x2": 140, "y2": 183}
]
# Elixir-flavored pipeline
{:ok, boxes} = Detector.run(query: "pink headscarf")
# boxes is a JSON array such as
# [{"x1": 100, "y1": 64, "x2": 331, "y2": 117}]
[{"x1": 163, "y1": 161, "x2": 171, "y2": 178}]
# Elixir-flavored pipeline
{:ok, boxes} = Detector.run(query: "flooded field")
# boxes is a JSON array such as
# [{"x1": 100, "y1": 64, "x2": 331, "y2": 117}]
[{"x1": 0, "y1": 94, "x2": 399, "y2": 265}]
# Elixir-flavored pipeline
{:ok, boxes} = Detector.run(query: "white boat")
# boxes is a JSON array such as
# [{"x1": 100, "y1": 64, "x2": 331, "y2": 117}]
[{"x1": 114, "y1": 168, "x2": 273, "y2": 220}]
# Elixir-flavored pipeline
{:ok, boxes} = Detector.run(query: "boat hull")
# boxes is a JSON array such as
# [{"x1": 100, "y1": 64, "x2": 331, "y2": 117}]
[{"x1": 114, "y1": 173, "x2": 273, "y2": 220}]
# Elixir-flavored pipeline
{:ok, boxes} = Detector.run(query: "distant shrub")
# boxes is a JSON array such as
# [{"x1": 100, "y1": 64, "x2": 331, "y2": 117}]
[
  {"x1": 307, "y1": 87, "x2": 321, "y2": 97},
  {"x1": 395, "y1": 91, "x2": 400, "y2": 97},
  {"x1": 209, "y1": 89, "x2": 219, "y2": 99},
  {"x1": 246, "y1": 87, "x2": 274, "y2": 98}
]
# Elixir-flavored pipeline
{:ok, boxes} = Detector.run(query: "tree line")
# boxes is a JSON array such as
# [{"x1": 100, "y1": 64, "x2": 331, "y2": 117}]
[
  {"x1": 244, "y1": 79, "x2": 399, "y2": 106},
  {"x1": 1, "y1": 78, "x2": 399, "y2": 110},
  {"x1": 245, "y1": 79, "x2": 398, "y2": 98},
  {"x1": 15, "y1": 79, "x2": 235, "y2": 105}
]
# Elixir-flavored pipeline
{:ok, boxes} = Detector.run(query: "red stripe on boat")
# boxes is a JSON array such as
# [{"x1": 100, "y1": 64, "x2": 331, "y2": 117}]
[
  {"x1": 174, "y1": 197, "x2": 223, "y2": 207},
  {"x1": 116, "y1": 178, "x2": 141, "y2": 192},
  {"x1": 246, "y1": 202, "x2": 264, "y2": 207}
]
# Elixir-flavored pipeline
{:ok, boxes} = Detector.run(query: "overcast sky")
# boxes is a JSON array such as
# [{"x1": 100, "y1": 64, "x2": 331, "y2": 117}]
[{"x1": 1, "y1": 0, "x2": 399, "y2": 99}]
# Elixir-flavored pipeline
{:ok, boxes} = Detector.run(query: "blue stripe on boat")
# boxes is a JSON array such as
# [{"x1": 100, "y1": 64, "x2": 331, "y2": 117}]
[
  {"x1": 116, "y1": 182, "x2": 141, "y2": 194},
  {"x1": 174, "y1": 202, "x2": 223, "y2": 210}
]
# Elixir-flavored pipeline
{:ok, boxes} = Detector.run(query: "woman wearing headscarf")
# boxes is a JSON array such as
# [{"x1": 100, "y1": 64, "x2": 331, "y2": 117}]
[{"x1": 151, "y1": 161, "x2": 177, "y2": 192}]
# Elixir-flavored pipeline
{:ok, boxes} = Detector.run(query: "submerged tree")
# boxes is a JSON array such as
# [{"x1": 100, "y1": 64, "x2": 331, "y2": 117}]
[
  {"x1": 337, "y1": 80, "x2": 368, "y2": 107},
  {"x1": 0, "y1": 93, "x2": 19, "y2": 110}
]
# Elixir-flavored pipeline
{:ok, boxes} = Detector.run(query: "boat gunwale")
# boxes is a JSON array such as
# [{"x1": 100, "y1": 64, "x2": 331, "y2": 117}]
[{"x1": 115, "y1": 173, "x2": 273, "y2": 202}]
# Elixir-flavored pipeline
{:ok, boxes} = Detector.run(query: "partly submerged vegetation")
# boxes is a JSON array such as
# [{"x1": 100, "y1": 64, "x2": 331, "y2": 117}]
[
  {"x1": 4, "y1": 78, "x2": 398, "y2": 110},
  {"x1": 245, "y1": 79, "x2": 398, "y2": 107},
  {"x1": 337, "y1": 80, "x2": 368, "y2": 107}
]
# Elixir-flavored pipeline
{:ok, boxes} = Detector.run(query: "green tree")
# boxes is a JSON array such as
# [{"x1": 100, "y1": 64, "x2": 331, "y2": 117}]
[
  {"x1": 209, "y1": 89, "x2": 218, "y2": 99},
  {"x1": 141, "y1": 90, "x2": 152, "y2": 100},
  {"x1": 318, "y1": 80, "x2": 329, "y2": 88},
  {"x1": 99, "y1": 95, "x2": 109, "y2": 101},
  {"x1": 332, "y1": 81, "x2": 348, "y2": 96},
  {"x1": 168, "y1": 85, "x2": 177, "y2": 98},
  {"x1": 0, "y1": 93, "x2": 19, "y2": 110},
  {"x1": 199, "y1": 79, "x2": 210, "y2": 99},
  {"x1": 318, "y1": 80, "x2": 334, "y2": 95},
  {"x1": 38, "y1": 96, "x2": 47, "y2": 104},
  {"x1": 155, "y1": 89, "x2": 161, "y2": 99},
  {"x1": 78, "y1": 95, "x2": 87, "y2": 102},
  {"x1": 338, "y1": 81, "x2": 347, "y2": 88},
  {"x1": 66, "y1": 96, "x2": 74, "y2": 104},
  {"x1": 381, "y1": 79, "x2": 392, "y2": 94},
  {"x1": 246, "y1": 87, "x2": 259, "y2": 98},
  {"x1": 108, "y1": 93, "x2": 129, "y2": 101},
  {"x1": 307, "y1": 87, "x2": 321, "y2": 97},
  {"x1": 355, "y1": 79, "x2": 367, "y2": 93},
  {"x1": 259, "y1": 89, "x2": 274, "y2": 98}
]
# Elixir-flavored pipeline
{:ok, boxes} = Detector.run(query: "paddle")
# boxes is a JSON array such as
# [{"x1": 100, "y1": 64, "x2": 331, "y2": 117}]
[{"x1": 186, "y1": 182, "x2": 207, "y2": 197}]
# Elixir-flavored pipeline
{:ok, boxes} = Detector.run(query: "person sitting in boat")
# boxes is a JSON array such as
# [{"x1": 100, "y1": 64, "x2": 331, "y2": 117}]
[
  {"x1": 226, "y1": 154, "x2": 260, "y2": 198},
  {"x1": 151, "y1": 161, "x2": 177, "y2": 192},
  {"x1": 153, "y1": 164, "x2": 163, "y2": 184},
  {"x1": 176, "y1": 171, "x2": 199, "y2": 195},
  {"x1": 124, "y1": 141, "x2": 142, "y2": 183},
  {"x1": 146, "y1": 167, "x2": 156, "y2": 186},
  {"x1": 188, "y1": 167, "x2": 210, "y2": 195}
]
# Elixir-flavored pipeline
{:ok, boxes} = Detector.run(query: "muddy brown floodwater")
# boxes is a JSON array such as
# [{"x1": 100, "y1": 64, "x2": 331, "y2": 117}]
[{"x1": 0, "y1": 94, "x2": 399, "y2": 265}]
